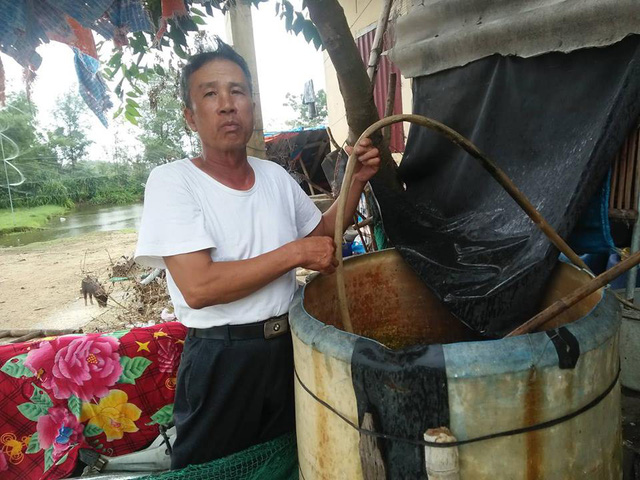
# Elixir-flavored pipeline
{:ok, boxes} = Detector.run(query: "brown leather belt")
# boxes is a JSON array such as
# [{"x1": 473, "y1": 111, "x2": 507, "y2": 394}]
[{"x1": 187, "y1": 314, "x2": 289, "y2": 341}]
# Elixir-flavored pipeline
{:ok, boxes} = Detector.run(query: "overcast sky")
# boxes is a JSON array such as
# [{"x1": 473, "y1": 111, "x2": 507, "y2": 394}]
[{"x1": 1, "y1": 3, "x2": 326, "y2": 162}]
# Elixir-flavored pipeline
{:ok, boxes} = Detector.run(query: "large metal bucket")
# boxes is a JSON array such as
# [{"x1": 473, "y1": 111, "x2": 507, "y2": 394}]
[{"x1": 289, "y1": 249, "x2": 621, "y2": 479}]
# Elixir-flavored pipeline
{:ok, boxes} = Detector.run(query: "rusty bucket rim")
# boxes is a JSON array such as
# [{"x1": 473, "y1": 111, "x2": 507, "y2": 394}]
[{"x1": 290, "y1": 249, "x2": 618, "y2": 374}]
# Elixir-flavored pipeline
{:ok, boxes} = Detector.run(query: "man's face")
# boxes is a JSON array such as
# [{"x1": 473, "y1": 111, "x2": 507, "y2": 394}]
[{"x1": 184, "y1": 59, "x2": 255, "y2": 153}]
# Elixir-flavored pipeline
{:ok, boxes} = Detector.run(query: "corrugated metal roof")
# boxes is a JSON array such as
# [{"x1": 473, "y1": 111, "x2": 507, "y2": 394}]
[{"x1": 389, "y1": 0, "x2": 640, "y2": 78}]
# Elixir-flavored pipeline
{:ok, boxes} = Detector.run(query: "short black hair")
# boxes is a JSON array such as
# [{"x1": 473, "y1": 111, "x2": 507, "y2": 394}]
[{"x1": 180, "y1": 38, "x2": 253, "y2": 108}]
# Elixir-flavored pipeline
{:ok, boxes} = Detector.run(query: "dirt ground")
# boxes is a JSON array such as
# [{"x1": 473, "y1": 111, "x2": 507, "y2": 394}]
[
  {"x1": 0, "y1": 230, "x2": 311, "y2": 338},
  {"x1": 0, "y1": 231, "x2": 161, "y2": 334}
]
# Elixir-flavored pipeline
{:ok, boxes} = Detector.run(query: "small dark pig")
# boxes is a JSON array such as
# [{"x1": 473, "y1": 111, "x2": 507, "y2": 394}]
[{"x1": 81, "y1": 276, "x2": 108, "y2": 307}]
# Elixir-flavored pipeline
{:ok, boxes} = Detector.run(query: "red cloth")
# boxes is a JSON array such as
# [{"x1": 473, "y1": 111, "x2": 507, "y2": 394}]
[
  {"x1": 0, "y1": 322, "x2": 186, "y2": 480},
  {"x1": 155, "y1": 0, "x2": 189, "y2": 41},
  {"x1": 49, "y1": 17, "x2": 98, "y2": 59}
]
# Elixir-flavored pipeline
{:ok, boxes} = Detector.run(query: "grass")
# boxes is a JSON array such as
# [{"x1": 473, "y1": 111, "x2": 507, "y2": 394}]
[{"x1": 0, "y1": 205, "x2": 69, "y2": 235}]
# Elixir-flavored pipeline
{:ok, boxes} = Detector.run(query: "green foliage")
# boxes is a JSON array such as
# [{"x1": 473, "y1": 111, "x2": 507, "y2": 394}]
[
  {"x1": 137, "y1": 69, "x2": 197, "y2": 165},
  {"x1": 284, "y1": 88, "x2": 327, "y2": 129},
  {"x1": 0, "y1": 95, "x2": 39, "y2": 154},
  {"x1": 0, "y1": 205, "x2": 68, "y2": 234},
  {"x1": 106, "y1": 0, "x2": 323, "y2": 126},
  {"x1": 0, "y1": 162, "x2": 150, "y2": 210},
  {"x1": 0, "y1": 93, "x2": 59, "y2": 188},
  {"x1": 37, "y1": 180, "x2": 72, "y2": 207},
  {"x1": 47, "y1": 92, "x2": 93, "y2": 168},
  {"x1": 275, "y1": 0, "x2": 322, "y2": 50},
  {"x1": 0, "y1": 91, "x2": 152, "y2": 211}
]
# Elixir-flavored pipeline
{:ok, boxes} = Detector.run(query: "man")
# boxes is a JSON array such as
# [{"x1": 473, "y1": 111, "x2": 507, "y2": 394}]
[{"x1": 134, "y1": 40, "x2": 380, "y2": 469}]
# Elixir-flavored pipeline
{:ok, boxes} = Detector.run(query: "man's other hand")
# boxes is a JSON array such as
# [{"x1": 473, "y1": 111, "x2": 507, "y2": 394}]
[
  {"x1": 345, "y1": 137, "x2": 381, "y2": 185},
  {"x1": 293, "y1": 236, "x2": 338, "y2": 275}
]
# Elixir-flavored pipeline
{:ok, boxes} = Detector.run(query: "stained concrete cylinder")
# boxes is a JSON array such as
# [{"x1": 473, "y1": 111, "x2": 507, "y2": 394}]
[{"x1": 289, "y1": 249, "x2": 621, "y2": 479}]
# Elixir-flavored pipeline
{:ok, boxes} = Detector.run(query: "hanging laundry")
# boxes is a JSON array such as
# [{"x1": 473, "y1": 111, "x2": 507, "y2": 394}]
[
  {"x1": 49, "y1": 17, "x2": 98, "y2": 59},
  {"x1": 47, "y1": 0, "x2": 113, "y2": 28},
  {"x1": 0, "y1": 0, "x2": 159, "y2": 125},
  {"x1": 155, "y1": 0, "x2": 189, "y2": 41},
  {"x1": 73, "y1": 48, "x2": 113, "y2": 127},
  {"x1": 93, "y1": 0, "x2": 154, "y2": 47}
]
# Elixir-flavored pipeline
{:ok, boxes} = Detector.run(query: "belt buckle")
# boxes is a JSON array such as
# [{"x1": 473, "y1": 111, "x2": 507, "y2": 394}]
[{"x1": 264, "y1": 316, "x2": 289, "y2": 339}]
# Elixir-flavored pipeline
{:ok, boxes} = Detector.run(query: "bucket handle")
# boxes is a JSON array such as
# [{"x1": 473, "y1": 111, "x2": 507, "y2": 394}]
[{"x1": 334, "y1": 114, "x2": 588, "y2": 334}]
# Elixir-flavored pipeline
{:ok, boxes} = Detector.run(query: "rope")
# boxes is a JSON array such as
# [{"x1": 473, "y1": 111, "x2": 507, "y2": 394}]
[{"x1": 294, "y1": 367, "x2": 619, "y2": 448}]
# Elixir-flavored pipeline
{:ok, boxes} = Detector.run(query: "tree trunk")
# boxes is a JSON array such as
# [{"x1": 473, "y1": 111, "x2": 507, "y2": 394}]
[{"x1": 305, "y1": 0, "x2": 401, "y2": 192}]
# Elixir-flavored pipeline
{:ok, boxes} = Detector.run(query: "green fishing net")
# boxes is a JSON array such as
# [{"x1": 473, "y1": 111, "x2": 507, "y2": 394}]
[{"x1": 138, "y1": 434, "x2": 298, "y2": 480}]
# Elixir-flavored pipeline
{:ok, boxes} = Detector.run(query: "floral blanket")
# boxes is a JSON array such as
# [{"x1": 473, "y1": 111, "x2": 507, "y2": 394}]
[{"x1": 0, "y1": 322, "x2": 187, "y2": 480}]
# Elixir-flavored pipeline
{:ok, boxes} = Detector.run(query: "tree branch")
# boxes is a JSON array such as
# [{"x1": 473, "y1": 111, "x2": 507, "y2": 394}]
[{"x1": 305, "y1": 0, "x2": 401, "y2": 192}]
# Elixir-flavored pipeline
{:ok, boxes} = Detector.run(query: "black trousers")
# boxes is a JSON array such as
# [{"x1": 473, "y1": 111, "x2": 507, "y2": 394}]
[{"x1": 171, "y1": 331, "x2": 295, "y2": 469}]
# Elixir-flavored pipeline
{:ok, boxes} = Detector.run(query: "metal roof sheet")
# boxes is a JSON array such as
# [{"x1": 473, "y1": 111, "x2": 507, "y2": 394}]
[{"x1": 388, "y1": 0, "x2": 640, "y2": 78}]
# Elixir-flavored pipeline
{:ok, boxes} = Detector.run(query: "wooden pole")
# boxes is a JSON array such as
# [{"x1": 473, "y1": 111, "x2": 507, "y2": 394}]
[
  {"x1": 367, "y1": 0, "x2": 394, "y2": 85},
  {"x1": 383, "y1": 72, "x2": 397, "y2": 145},
  {"x1": 226, "y1": 0, "x2": 266, "y2": 159},
  {"x1": 326, "y1": 127, "x2": 341, "y2": 150},
  {"x1": 353, "y1": 215, "x2": 371, "y2": 253},
  {"x1": 305, "y1": 177, "x2": 332, "y2": 196},
  {"x1": 356, "y1": 217, "x2": 373, "y2": 228},
  {"x1": 299, "y1": 157, "x2": 316, "y2": 195},
  {"x1": 1, "y1": 328, "x2": 82, "y2": 344},
  {"x1": 506, "y1": 250, "x2": 640, "y2": 337},
  {"x1": 10, "y1": 332, "x2": 45, "y2": 343}
]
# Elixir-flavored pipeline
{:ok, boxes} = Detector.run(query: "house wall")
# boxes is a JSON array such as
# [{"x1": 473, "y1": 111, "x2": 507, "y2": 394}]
[{"x1": 323, "y1": 0, "x2": 413, "y2": 156}]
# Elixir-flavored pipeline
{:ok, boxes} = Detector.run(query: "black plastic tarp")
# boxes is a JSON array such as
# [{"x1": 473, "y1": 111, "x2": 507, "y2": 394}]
[{"x1": 371, "y1": 35, "x2": 640, "y2": 336}]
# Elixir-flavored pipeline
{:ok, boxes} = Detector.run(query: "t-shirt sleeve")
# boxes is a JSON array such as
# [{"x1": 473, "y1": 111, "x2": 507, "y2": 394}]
[
  {"x1": 134, "y1": 166, "x2": 215, "y2": 269},
  {"x1": 287, "y1": 174, "x2": 323, "y2": 238}
]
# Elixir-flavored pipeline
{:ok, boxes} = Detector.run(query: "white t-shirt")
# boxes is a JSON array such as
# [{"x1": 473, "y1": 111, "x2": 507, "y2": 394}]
[{"x1": 134, "y1": 157, "x2": 322, "y2": 328}]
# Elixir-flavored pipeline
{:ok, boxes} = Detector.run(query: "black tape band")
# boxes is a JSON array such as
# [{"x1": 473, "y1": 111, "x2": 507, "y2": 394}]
[
  {"x1": 294, "y1": 367, "x2": 619, "y2": 448},
  {"x1": 546, "y1": 327, "x2": 581, "y2": 369}
]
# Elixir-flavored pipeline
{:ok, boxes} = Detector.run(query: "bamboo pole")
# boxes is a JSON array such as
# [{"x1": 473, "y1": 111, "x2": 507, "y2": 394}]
[
  {"x1": 4, "y1": 328, "x2": 80, "y2": 337},
  {"x1": 10, "y1": 332, "x2": 44, "y2": 343},
  {"x1": 367, "y1": 0, "x2": 394, "y2": 84},
  {"x1": 506, "y1": 251, "x2": 640, "y2": 337},
  {"x1": 383, "y1": 72, "x2": 397, "y2": 145},
  {"x1": 1, "y1": 328, "x2": 82, "y2": 344},
  {"x1": 299, "y1": 158, "x2": 316, "y2": 194},
  {"x1": 326, "y1": 127, "x2": 341, "y2": 150}
]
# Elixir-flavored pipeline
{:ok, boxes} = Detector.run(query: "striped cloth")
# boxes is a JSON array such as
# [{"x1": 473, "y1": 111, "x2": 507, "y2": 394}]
[
  {"x1": 93, "y1": 0, "x2": 154, "y2": 45},
  {"x1": 73, "y1": 48, "x2": 113, "y2": 127}
]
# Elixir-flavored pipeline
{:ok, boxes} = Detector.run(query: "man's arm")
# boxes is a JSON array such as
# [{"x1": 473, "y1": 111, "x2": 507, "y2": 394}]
[
  {"x1": 163, "y1": 138, "x2": 379, "y2": 310},
  {"x1": 164, "y1": 236, "x2": 336, "y2": 309},
  {"x1": 309, "y1": 138, "x2": 381, "y2": 238}
]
